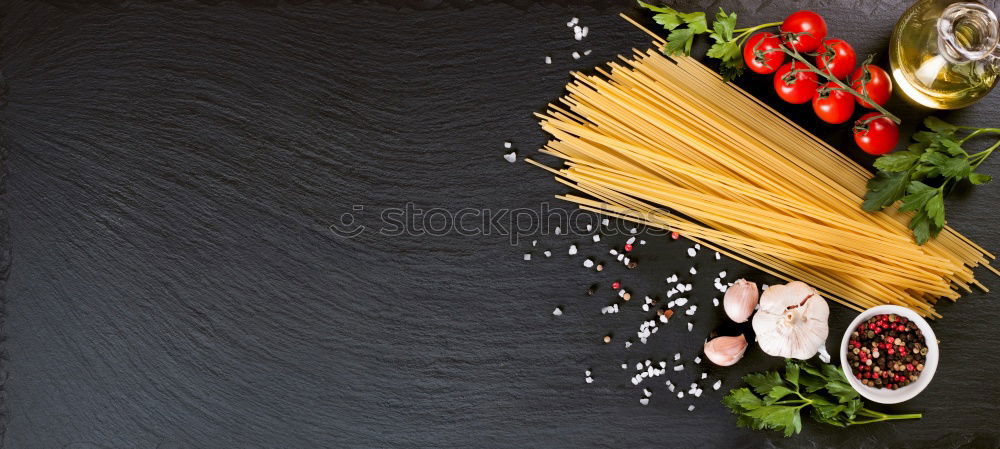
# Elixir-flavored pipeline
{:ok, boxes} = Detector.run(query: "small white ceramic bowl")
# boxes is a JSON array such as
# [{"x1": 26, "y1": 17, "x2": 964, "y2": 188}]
[{"x1": 840, "y1": 305, "x2": 938, "y2": 404}]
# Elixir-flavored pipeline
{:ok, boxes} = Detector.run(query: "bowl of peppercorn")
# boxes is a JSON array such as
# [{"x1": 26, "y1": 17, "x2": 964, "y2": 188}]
[{"x1": 840, "y1": 305, "x2": 938, "y2": 404}]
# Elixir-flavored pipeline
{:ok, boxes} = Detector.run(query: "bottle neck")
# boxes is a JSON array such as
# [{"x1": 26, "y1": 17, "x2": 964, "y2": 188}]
[{"x1": 937, "y1": 2, "x2": 1000, "y2": 64}]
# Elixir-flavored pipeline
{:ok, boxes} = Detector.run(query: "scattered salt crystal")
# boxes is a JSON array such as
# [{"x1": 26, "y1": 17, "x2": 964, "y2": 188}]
[
  {"x1": 586, "y1": 224, "x2": 593, "y2": 232},
  {"x1": 644, "y1": 296, "x2": 652, "y2": 304},
  {"x1": 690, "y1": 267, "x2": 697, "y2": 275},
  {"x1": 695, "y1": 357, "x2": 702, "y2": 364},
  {"x1": 582, "y1": 26, "x2": 589, "y2": 37},
  {"x1": 659, "y1": 315, "x2": 668, "y2": 323},
  {"x1": 688, "y1": 405, "x2": 695, "y2": 412},
  {"x1": 601, "y1": 218, "x2": 610, "y2": 226},
  {"x1": 624, "y1": 341, "x2": 632, "y2": 348},
  {"x1": 523, "y1": 254, "x2": 531, "y2": 261},
  {"x1": 583, "y1": 259, "x2": 594, "y2": 268},
  {"x1": 617, "y1": 254, "x2": 625, "y2": 261},
  {"x1": 690, "y1": 382, "x2": 698, "y2": 390},
  {"x1": 677, "y1": 392, "x2": 684, "y2": 398},
  {"x1": 531, "y1": 240, "x2": 537, "y2": 247},
  {"x1": 694, "y1": 389, "x2": 703, "y2": 398},
  {"x1": 568, "y1": 244, "x2": 578, "y2": 255},
  {"x1": 687, "y1": 248, "x2": 697, "y2": 257},
  {"x1": 667, "y1": 300, "x2": 675, "y2": 308},
  {"x1": 552, "y1": 307, "x2": 562, "y2": 316},
  {"x1": 674, "y1": 364, "x2": 684, "y2": 372},
  {"x1": 545, "y1": 56, "x2": 552, "y2": 64},
  {"x1": 712, "y1": 297, "x2": 719, "y2": 307},
  {"x1": 701, "y1": 373, "x2": 707, "y2": 380},
  {"x1": 503, "y1": 152, "x2": 516, "y2": 163},
  {"x1": 687, "y1": 322, "x2": 693, "y2": 332},
  {"x1": 719, "y1": 270, "x2": 727, "y2": 278},
  {"x1": 643, "y1": 388, "x2": 652, "y2": 397},
  {"x1": 585, "y1": 370, "x2": 591, "y2": 376},
  {"x1": 555, "y1": 226, "x2": 562, "y2": 235},
  {"x1": 626, "y1": 236, "x2": 636, "y2": 245},
  {"x1": 675, "y1": 298, "x2": 688, "y2": 307},
  {"x1": 659, "y1": 361, "x2": 667, "y2": 368},
  {"x1": 573, "y1": 25, "x2": 582, "y2": 34},
  {"x1": 583, "y1": 49, "x2": 592, "y2": 56},
  {"x1": 695, "y1": 244, "x2": 701, "y2": 250},
  {"x1": 630, "y1": 228, "x2": 637, "y2": 234},
  {"x1": 609, "y1": 249, "x2": 618, "y2": 255},
  {"x1": 713, "y1": 380, "x2": 722, "y2": 390},
  {"x1": 715, "y1": 252, "x2": 721, "y2": 260},
  {"x1": 640, "y1": 398, "x2": 649, "y2": 406},
  {"x1": 622, "y1": 257, "x2": 630, "y2": 265},
  {"x1": 618, "y1": 289, "x2": 625, "y2": 298},
  {"x1": 572, "y1": 51, "x2": 581, "y2": 59},
  {"x1": 668, "y1": 383, "x2": 676, "y2": 392},
  {"x1": 635, "y1": 363, "x2": 643, "y2": 370},
  {"x1": 592, "y1": 234, "x2": 600, "y2": 242},
  {"x1": 763, "y1": 284, "x2": 769, "y2": 291},
  {"x1": 642, "y1": 304, "x2": 649, "y2": 312},
  {"x1": 544, "y1": 250, "x2": 551, "y2": 258},
  {"x1": 685, "y1": 305, "x2": 696, "y2": 316},
  {"x1": 586, "y1": 377, "x2": 593, "y2": 383},
  {"x1": 674, "y1": 353, "x2": 681, "y2": 360},
  {"x1": 621, "y1": 363, "x2": 627, "y2": 369}
]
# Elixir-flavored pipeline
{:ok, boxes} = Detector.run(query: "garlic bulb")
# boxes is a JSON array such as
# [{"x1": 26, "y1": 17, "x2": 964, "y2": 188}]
[
  {"x1": 723, "y1": 279, "x2": 758, "y2": 323},
  {"x1": 751, "y1": 281, "x2": 829, "y2": 360},
  {"x1": 703, "y1": 334, "x2": 748, "y2": 366}
]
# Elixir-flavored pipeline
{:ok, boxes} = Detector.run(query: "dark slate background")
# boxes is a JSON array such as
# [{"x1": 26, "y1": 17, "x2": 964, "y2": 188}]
[{"x1": 1, "y1": 0, "x2": 999, "y2": 447}]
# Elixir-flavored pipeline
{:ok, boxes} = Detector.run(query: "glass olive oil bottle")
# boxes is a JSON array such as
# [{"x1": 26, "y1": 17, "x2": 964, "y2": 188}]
[{"x1": 890, "y1": 0, "x2": 1000, "y2": 109}]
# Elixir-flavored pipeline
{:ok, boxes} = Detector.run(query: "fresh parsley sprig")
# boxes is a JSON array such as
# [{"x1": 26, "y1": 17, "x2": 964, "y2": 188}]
[
  {"x1": 723, "y1": 360, "x2": 921, "y2": 437},
  {"x1": 637, "y1": 2, "x2": 780, "y2": 80},
  {"x1": 863, "y1": 117, "x2": 999, "y2": 244}
]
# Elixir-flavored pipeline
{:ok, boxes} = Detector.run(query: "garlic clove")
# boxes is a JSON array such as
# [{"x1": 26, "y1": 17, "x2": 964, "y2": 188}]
[
  {"x1": 751, "y1": 281, "x2": 830, "y2": 360},
  {"x1": 723, "y1": 279, "x2": 759, "y2": 323},
  {"x1": 703, "y1": 334, "x2": 748, "y2": 367}
]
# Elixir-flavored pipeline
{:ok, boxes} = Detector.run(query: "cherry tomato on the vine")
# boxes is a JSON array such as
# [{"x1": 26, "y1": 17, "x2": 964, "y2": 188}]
[
  {"x1": 850, "y1": 65, "x2": 893, "y2": 108},
  {"x1": 812, "y1": 82, "x2": 855, "y2": 124},
  {"x1": 774, "y1": 61, "x2": 819, "y2": 104},
  {"x1": 780, "y1": 11, "x2": 828, "y2": 53},
  {"x1": 815, "y1": 38, "x2": 856, "y2": 80},
  {"x1": 743, "y1": 32, "x2": 786, "y2": 75},
  {"x1": 853, "y1": 112, "x2": 899, "y2": 155}
]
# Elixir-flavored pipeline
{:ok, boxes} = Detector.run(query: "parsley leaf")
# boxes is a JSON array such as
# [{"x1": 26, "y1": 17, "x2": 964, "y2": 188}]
[
  {"x1": 864, "y1": 116, "x2": 1000, "y2": 244},
  {"x1": 638, "y1": 3, "x2": 757, "y2": 80},
  {"x1": 722, "y1": 360, "x2": 920, "y2": 437}
]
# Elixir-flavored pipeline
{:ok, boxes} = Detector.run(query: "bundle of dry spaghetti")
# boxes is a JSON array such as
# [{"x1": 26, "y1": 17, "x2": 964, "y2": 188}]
[{"x1": 527, "y1": 19, "x2": 997, "y2": 318}]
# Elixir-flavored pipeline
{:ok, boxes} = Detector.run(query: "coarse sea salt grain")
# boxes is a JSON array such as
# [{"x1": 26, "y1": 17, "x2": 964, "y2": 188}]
[
  {"x1": 583, "y1": 49, "x2": 592, "y2": 55},
  {"x1": 687, "y1": 322, "x2": 693, "y2": 332},
  {"x1": 555, "y1": 226, "x2": 562, "y2": 235},
  {"x1": 677, "y1": 391, "x2": 684, "y2": 398},
  {"x1": 621, "y1": 363, "x2": 627, "y2": 369},
  {"x1": 586, "y1": 377, "x2": 593, "y2": 383},
  {"x1": 602, "y1": 218, "x2": 610, "y2": 226},
  {"x1": 659, "y1": 315, "x2": 668, "y2": 323},
  {"x1": 626, "y1": 236, "x2": 636, "y2": 245},
  {"x1": 675, "y1": 298, "x2": 688, "y2": 307},
  {"x1": 674, "y1": 365, "x2": 684, "y2": 372},
  {"x1": 690, "y1": 267, "x2": 697, "y2": 275},
  {"x1": 552, "y1": 307, "x2": 562, "y2": 316},
  {"x1": 572, "y1": 51, "x2": 581, "y2": 59},
  {"x1": 674, "y1": 353, "x2": 681, "y2": 360},
  {"x1": 713, "y1": 297, "x2": 719, "y2": 307},
  {"x1": 583, "y1": 259, "x2": 594, "y2": 268},
  {"x1": 503, "y1": 152, "x2": 516, "y2": 163},
  {"x1": 568, "y1": 244, "x2": 578, "y2": 255},
  {"x1": 532, "y1": 240, "x2": 537, "y2": 247},
  {"x1": 713, "y1": 380, "x2": 722, "y2": 390},
  {"x1": 695, "y1": 357, "x2": 702, "y2": 364},
  {"x1": 544, "y1": 251, "x2": 551, "y2": 258},
  {"x1": 586, "y1": 224, "x2": 593, "y2": 232},
  {"x1": 625, "y1": 341, "x2": 632, "y2": 348},
  {"x1": 642, "y1": 304, "x2": 649, "y2": 312},
  {"x1": 523, "y1": 254, "x2": 531, "y2": 261},
  {"x1": 695, "y1": 244, "x2": 701, "y2": 250},
  {"x1": 688, "y1": 405, "x2": 695, "y2": 411},
  {"x1": 659, "y1": 361, "x2": 667, "y2": 368},
  {"x1": 545, "y1": 56, "x2": 552, "y2": 64},
  {"x1": 640, "y1": 398, "x2": 649, "y2": 406},
  {"x1": 719, "y1": 270, "x2": 727, "y2": 278},
  {"x1": 592, "y1": 234, "x2": 600, "y2": 242},
  {"x1": 687, "y1": 248, "x2": 697, "y2": 257},
  {"x1": 643, "y1": 388, "x2": 652, "y2": 397},
  {"x1": 715, "y1": 252, "x2": 721, "y2": 260}
]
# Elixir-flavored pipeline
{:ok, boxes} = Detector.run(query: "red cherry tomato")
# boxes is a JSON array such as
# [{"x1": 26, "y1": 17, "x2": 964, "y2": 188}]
[
  {"x1": 853, "y1": 112, "x2": 899, "y2": 155},
  {"x1": 851, "y1": 65, "x2": 893, "y2": 108},
  {"x1": 812, "y1": 82, "x2": 855, "y2": 124},
  {"x1": 815, "y1": 38, "x2": 856, "y2": 80},
  {"x1": 780, "y1": 11, "x2": 828, "y2": 53},
  {"x1": 773, "y1": 61, "x2": 819, "y2": 104},
  {"x1": 743, "y1": 32, "x2": 786, "y2": 75}
]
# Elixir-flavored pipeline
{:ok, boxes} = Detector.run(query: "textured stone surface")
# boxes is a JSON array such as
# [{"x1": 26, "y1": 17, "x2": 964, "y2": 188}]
[{"x1": 1, "y1": 0, "x2": 998, "y2": 447}]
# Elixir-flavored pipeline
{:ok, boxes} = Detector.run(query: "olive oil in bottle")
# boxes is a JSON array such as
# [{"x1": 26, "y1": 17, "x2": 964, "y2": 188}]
[{"x1": 889, "y1": 0, "x2": 1000, "y2": 109}]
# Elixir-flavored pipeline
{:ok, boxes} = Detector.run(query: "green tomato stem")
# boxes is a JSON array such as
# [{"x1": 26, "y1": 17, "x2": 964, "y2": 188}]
[{"x1": 782, "y1": 48, "x2": 901, "y2": 124}]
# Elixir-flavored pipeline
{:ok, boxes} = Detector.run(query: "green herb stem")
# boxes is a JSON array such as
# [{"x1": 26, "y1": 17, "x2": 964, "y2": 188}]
[
  {"x1": 958, "y1": 127, "x2": 1000, "y2": 144},
  {"x1": 970, "y1": 139, "x2": 1000, "y2": 168},
  {"x1": 849, "y1": 408, "x2": 922, "y2": 425},
  {"x1": 733, "y1": 21, "x2": 782, "y2": 33},
  {"x1": 782, "y1": 49, "x2": 901, "y2": 124}
]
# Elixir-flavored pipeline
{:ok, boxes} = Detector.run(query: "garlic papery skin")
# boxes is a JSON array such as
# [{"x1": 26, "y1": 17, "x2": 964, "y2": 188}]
[
  {"x1": 751, "y1": 281, "x2": 829, "y2": 360},
  {"x1": 704, "y1": 334, "x2": 749, "y2": 367},
  {"x1": 723, "y1": 279, "x2": 758, "y2": 323}
]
